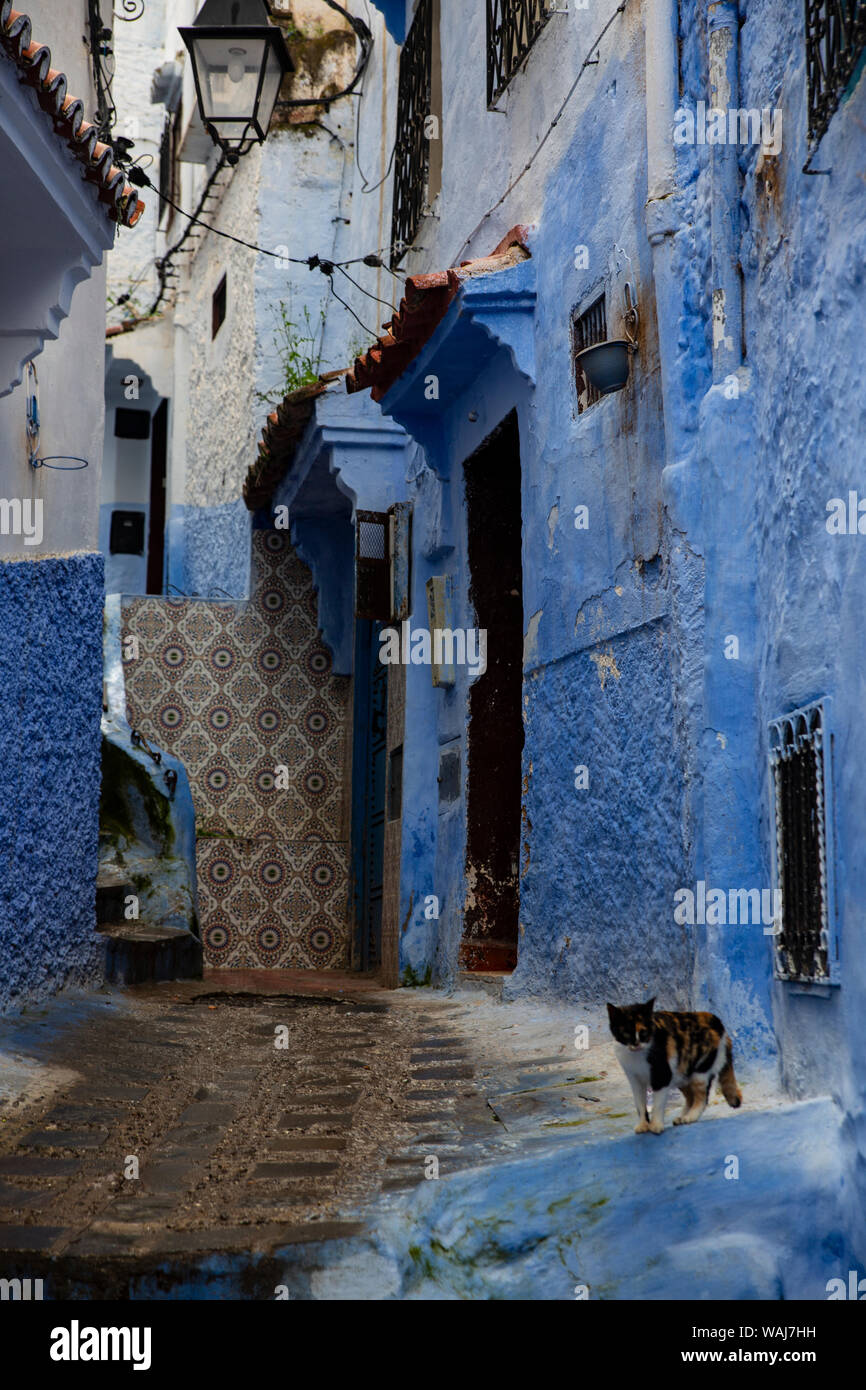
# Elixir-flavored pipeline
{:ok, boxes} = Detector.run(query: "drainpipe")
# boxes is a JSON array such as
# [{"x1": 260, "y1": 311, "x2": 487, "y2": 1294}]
[
  {"x1": 707, "y1": 1, "x2": 744, "y2": 380},
  {"x1": 643, "y1": 0, "x2": 686, "y2": 468},
  {"x1": 699, "y1": 3, "x2": 773, "y2": 1047}
]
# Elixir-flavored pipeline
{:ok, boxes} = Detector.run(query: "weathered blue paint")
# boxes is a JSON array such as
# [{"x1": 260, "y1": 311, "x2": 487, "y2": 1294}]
[
  {"x1": 0, "y1": 554, "x2": 106, "y2": 1013},
  {"x1": 362, "y1": 0, "x2": 866, "y2": 1148},
  {"x1": 166, "y1": 499, "x2": 251, "y2": 599},
  {"x1": 371, "y1": 1096, "x2": 852, "y2": 1300}
]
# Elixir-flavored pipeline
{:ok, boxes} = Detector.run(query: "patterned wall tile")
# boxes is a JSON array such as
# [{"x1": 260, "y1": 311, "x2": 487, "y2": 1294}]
[{"x1": 122, "y1": 531, "x2": 351, "y2": 970}]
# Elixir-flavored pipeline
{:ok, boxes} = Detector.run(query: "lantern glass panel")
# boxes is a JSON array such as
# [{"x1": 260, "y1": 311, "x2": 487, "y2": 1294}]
[{"x1": 188, "y1": 32, "x2": 267, "y2": 129}]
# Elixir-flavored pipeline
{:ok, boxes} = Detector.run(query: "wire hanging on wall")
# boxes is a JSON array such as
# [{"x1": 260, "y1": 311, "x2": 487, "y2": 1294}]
[{"x1": 24, "y1": 363, "x2": 89, "y2": 472}]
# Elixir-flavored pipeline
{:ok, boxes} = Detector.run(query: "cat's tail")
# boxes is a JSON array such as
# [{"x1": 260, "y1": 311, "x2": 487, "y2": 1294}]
[{"x1": 719, "y1": 1036, "x2": 742, "y2": 1108}]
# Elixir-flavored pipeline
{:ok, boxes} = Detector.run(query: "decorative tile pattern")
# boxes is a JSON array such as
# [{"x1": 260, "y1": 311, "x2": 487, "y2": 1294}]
[{"x1": 122, "y1": 531, "x2": 351, "y2": 970}]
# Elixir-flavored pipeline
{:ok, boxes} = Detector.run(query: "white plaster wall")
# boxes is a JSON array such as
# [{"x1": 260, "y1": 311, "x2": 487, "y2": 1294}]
[
  {"x1": 340, "y1": 1, "x2": 401, "y2": 348},
  {"x1": 176, "y1": 149, "x2": 261, "y2": 507},
  {"x1": 105, "y1": 0, "x2": 170, "y2": 323},
  {"x1": 24, "y1": 0, "x2": 95, "y2": 97},
  {"x1": 339, "y1": 0, "x2": 639, "y2": 323},
  {"x1": 0, "y1": 0, "x2": 112, "y2": 556}
]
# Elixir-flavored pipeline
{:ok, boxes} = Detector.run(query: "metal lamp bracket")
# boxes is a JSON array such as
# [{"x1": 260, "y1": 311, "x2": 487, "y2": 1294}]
[{"x1": 607, "y1": 245, "x2": 638, "y2": 351}]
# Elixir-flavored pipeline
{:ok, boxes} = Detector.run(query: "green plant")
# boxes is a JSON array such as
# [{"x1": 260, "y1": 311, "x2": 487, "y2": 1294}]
[{"x1": 256, "y1": 300, "x2": 326, "y2": 407}]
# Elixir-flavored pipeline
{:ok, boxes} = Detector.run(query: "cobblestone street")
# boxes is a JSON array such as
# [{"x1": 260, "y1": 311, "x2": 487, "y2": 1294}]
[
  {"x1": 1, "y1": 972, "x2": 801, "y2": 1300},
  {"x1": 0, "y1": 973, "x2": 512, "y2": 1295}
]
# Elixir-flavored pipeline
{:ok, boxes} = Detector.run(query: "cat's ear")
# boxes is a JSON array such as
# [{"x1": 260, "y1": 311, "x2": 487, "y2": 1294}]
[
  {"x1": 644, "y1": 997, "x2": 656, "y2": 1013},
  {"x1": 606, "y1": 1002, "x2": 619, "y2": 1021}
]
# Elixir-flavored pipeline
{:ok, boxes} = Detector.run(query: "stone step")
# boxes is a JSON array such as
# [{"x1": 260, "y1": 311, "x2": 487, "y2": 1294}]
[
  {"x1": 98, "y1": 922, "x2": 202, "y2": 985},
  {"x1": 95, "y1": 862, "x2": 134, "y2": 927}
]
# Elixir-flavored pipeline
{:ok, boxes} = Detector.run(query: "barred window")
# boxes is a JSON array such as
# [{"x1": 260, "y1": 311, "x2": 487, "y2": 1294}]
[
  {"x1": 356, "y1": 510, "x2": 391, "y2": 621},
  {"x1": 769, "y1": 700, "x2": 838, "y2": 985},
  {"x1": 158, "y1": 106, "x2": 181, "y2": 232},
  {"x1": 391, "y1": 0, "x2": 434, "y2": 267},
  {"x1": 487, "y1": 0, "x2": 552, "y2": 108},
  {"x1": 805, "y1": 1, "x2": 866, "y2": 147},
  {"x1": 572, "y1": 294, "x2": 607, "y2": 414}
]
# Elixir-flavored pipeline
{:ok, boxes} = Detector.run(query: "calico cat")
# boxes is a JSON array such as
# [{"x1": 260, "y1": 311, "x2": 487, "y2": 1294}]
[{"x1": 607, "y1": 998, "x2": 742, "y2": 1134}]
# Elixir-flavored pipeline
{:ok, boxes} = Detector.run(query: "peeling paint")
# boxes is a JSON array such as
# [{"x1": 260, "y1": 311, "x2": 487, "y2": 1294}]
[
  {"x1": 523, "y1": 609, "x2": 543, "y2": 666},
  {"x1": 588, "y1": 645, "x2": 622, "y2": 691}
]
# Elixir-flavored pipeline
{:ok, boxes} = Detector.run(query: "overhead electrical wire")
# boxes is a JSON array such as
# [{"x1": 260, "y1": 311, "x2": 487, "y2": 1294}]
[
  {"x1": 270, "y1": 0, "x2": 373, "y2": 108},
  {"x1": 115, "y1": 3, "x2": 422, "y2": 338},
  {"x1": 451, "y1": 0, "x2": 628, "y2": 265}
]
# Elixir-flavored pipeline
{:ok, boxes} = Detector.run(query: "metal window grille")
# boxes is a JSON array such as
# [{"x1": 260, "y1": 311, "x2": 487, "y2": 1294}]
[
  {"x1": 487, "y1": 0, "x2": 552, "y2": 107},
  {"x1": 572, "y1": 294, "x2": 607, "y2": 413},
  {"x1": 356, "y1": 510, "x2": 392, "y2": 621},
  {"x1": 769, "y1": 700, "x2": 838, "y2": 984},
  {"x1": 391, "y1": 0, "x2": 433, "y2": 267},
  {"x1": 805, "y1": 1, "x2": 866, "y2": 146},
  {"x1": 158, "y1": 108, "x2": 180, "y2": 231}
]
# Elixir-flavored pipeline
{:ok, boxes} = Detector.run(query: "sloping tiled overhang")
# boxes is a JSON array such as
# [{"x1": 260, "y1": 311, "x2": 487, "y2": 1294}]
[
  {"x1": 243, "y1": 371, "x2": 348, "y2": 512},
  {"x1": 346, "y1": 227, "x2": 532, "y2": 403},
  {"x1": 0, "y1": 2, "x2": 144, "y2": 228}
]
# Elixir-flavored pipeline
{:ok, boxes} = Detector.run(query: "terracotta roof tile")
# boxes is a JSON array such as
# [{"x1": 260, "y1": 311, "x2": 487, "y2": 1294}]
[
  {"x1": 0, "y1": 2, "x2": 145, "y2": 228},
  {"x1": 346, "y1": 227, "x2": 532, "y2": 402},
  {"x1": 243, "y1": 370, "x2": 348, "y2": 512}
]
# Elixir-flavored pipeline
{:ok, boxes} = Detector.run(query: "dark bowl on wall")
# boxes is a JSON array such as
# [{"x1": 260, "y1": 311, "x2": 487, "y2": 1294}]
[{"x1": 576, "y1": 339, "x2": 633, "y2": 395}]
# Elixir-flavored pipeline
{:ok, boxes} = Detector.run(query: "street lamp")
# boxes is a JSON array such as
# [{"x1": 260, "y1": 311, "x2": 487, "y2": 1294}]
[{"x1": 179, "y1": 0, "x2": 293, "y2": 164}]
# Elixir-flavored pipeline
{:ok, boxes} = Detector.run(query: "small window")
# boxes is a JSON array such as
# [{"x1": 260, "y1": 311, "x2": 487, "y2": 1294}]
[
  {"x1": 158, "y1": 104, "x2": 182, "y2": 232},
  {"x1": 769, "y1": 700, "x2": 838, "y2": 985},
  {"x1": 572, "y1": 294, "x2": 607, "y2": 414},
  {"x1": 114, "y1": 408, "x2": 151, "y2": 440},
  {"x1": 438, "y1": 747, "x2": 460, "y2": 804},
  {"x1": 109, "y1": 510, "x2": 146, "y2": 556},
  {"x1": 487, "y1": 0, "x2": 552, "y2": 108},
  {"x1": 212, "y1": 273, "x2": 227, "y2": 339},
  {"x1": 355, "y1": 509, "x2": 391, "y2": 621},
  {"x1": 805, "y1": 1, "x2": 866, "y2": 148},
  {"x1": 390, "y1": 0, "x2": 435, "y2": 266}
]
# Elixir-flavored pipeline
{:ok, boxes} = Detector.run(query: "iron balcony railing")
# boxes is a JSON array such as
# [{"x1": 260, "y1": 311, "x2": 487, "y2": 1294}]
[
  {"x1": 805, "y1": 0, "x2": 866, "y2": 145},
  {"x1": 487, "y1": 0, "x2": 552, "y2": 107},
  {"x1": 390, "y1": 0, "x2": 433, "y2": 267}
]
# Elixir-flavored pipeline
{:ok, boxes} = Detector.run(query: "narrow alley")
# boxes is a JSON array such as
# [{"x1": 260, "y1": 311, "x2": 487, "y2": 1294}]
[{"x1": 1, "y1": 0, "x2": 865, "y2": 1339}]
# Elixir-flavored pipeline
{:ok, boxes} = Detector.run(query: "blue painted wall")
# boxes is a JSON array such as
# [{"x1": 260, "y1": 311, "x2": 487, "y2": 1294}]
[
  {"x1": 366, "y1": 2, "x2": 866, "y2": 1139},
  {"x1": 0, "y1": 554, "x2": 106, "y2": 1012},
  {"x1": 166, "y1": 498, "x2": 251, "y2": 599}
]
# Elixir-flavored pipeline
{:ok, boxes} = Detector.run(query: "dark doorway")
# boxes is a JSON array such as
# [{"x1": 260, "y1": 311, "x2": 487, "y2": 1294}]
[
  {"x1": 350, "y1": 619, "x2": 388, "y2": 971},
  {"x1": 146, "y1": 399, "x2": 168, "y2": 595},
  {"x1": 461, "y1": 410, "x2": 524, "y2": 972}
]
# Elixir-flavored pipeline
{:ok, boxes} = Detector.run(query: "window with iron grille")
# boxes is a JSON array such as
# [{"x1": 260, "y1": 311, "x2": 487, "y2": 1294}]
[
  {"x1": 391, "y1": 0, "x2": 434, "y2": 267},
  {"x1": 487, "y1": 0, "x2": 552, "y2": 108},
  {"x1": 572, "y1": 294, "x2": 607, "y2": 413},
  {"x1": 805, "y1": 1, "x2": 866, "y2": 147},
  {"x1": 769, "y1": 700, "x2": 838, "y2": 985},
  {"x1": 158, "y1": 106, "x2": 181, "y2": 232},
  {"x1": 356, "y1": 510, "x2": 392, "y2": 620}
]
